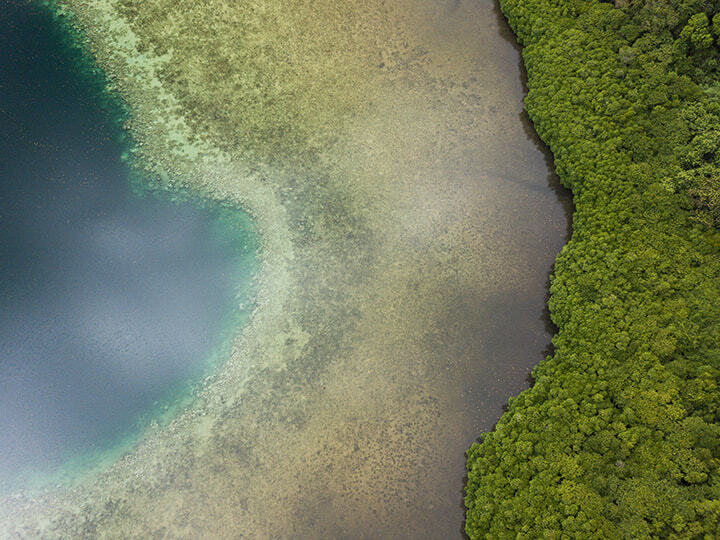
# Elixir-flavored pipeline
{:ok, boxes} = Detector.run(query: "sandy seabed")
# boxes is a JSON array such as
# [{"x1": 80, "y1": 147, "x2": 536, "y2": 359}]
[{"x1": 0, "y1": 0, "x2": 570, "y2": 537}]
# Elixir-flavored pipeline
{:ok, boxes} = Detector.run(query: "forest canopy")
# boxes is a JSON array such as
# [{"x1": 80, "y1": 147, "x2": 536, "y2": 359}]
[{"x1": 465, "y1": 0, "x2": 720, "y2": 537}]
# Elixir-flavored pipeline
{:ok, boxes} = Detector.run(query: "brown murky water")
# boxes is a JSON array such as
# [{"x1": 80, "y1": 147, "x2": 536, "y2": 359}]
[{"x1": 1, "y1": 0, "x2": 571, "y2": 537}]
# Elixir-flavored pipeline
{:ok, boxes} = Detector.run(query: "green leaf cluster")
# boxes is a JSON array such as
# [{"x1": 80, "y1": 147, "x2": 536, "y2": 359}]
[{"x1": 465, "y1": 1, "x2": 720, "y2": 537}]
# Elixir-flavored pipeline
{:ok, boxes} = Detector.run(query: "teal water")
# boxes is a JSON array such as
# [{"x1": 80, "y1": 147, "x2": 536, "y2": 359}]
[{"x1": 0, "y1": 1, "x2": 258, "y2": 492}]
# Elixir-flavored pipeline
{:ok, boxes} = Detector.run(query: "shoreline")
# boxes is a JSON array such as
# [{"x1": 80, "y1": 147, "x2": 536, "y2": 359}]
[{"x1": 465, "y1": 1, "x2": 720, "y2": 536}]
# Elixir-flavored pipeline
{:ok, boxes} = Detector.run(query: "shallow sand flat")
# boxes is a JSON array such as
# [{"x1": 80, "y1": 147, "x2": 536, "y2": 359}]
[{"x1": 0, "y1": 0, "x2": 570, "y2": 537}]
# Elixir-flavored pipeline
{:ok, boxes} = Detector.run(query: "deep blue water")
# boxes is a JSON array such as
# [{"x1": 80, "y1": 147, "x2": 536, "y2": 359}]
[{"x1": 0, "y1": 1, "x2": 257, "y2": 491}]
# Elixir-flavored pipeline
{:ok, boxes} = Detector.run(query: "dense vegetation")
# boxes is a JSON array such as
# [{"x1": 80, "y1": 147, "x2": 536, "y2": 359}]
[{"x1": 465, "y1": 1, "x2": 720, "y2": 537}]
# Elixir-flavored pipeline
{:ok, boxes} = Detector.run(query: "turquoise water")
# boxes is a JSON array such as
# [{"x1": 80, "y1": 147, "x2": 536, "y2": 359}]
[{"x1": 0, "y1": 1, "x2": 258, "y2": 492}]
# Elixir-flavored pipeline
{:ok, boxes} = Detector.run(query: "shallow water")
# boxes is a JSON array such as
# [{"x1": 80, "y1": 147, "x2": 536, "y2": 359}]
[
  {"x1": 0, "y1": 1, "x2": 257, "y2": 492},
  {"x1": 0, "y1": 0, "x2": 571, "y2": 537}
]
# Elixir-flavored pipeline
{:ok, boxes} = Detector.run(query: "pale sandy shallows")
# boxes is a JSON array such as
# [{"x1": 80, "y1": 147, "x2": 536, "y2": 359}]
[{"x1": 1, "y1": 0, "x2": 569, "y2": 537}]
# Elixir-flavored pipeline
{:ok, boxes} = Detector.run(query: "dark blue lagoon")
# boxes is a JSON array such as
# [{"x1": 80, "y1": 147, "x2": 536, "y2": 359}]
[{"x1": 0, "y1": 1, "x2": 258, "y2": 491}]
